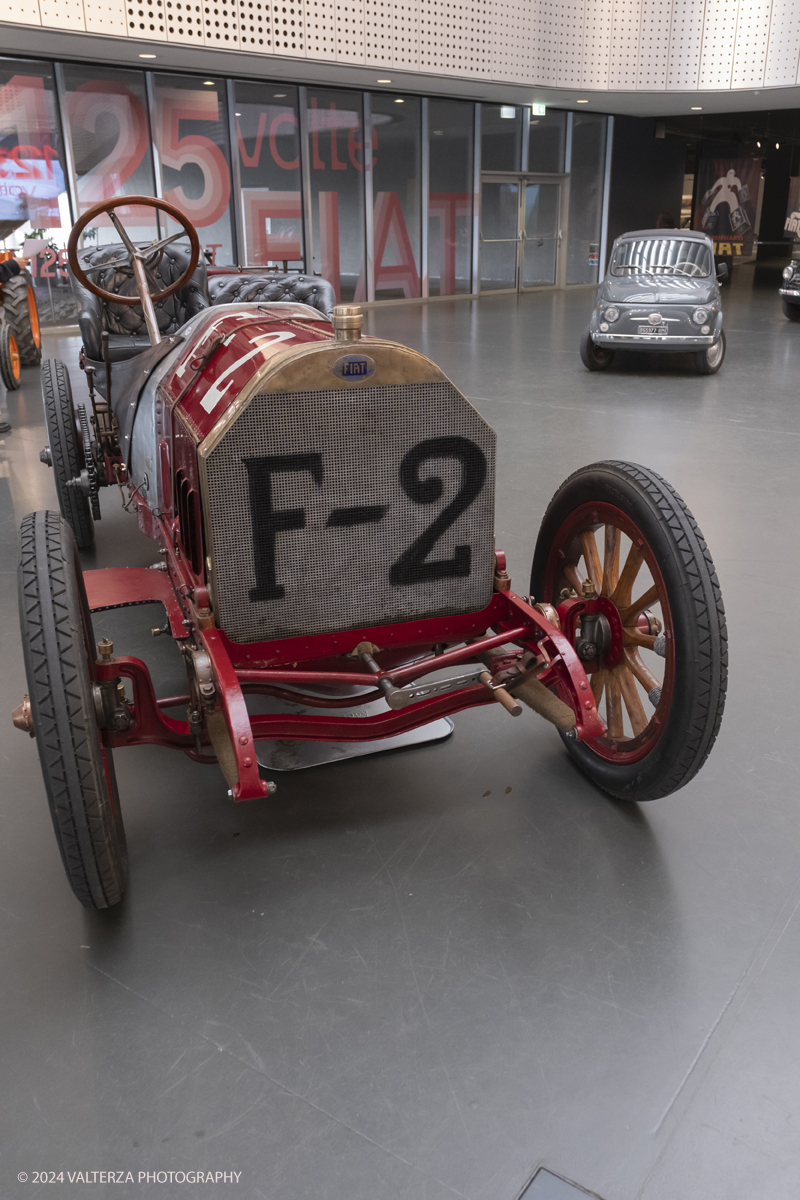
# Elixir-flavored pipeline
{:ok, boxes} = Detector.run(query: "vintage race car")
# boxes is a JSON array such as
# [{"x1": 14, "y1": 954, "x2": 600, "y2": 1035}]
[
  {"x1": 581, "y1": 229, "x2": 728, "y2": 375},
  {"x1": 779, "y1": 259, "x2": 800, "y2": 321},
  {"x1": 13, "y1": 197, "x2": 728, "y2": 909}
]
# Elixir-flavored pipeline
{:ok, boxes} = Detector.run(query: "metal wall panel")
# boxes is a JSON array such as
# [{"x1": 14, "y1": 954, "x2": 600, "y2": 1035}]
[
  {"x1": 732, "y1": 0, "x2": 770, "y2": 88},
  {"x1": 335, "y1": 0, "x2": 364, "y2": 62},
  {"x1": 306, "y1": 0, "x2": 335, "y2": 58},
  {"x1": 667, "y1": 0, "x2": 705, "y2": 89},
  {"x1": 125, "y1": 0, "x2": 166, "y2": 38},
  {"x1": 493, "y1": 0, "x2": 533, "y2": 82},
  {"x1": 637, "y1": 0, "x2": 671, "y2": 90},
  {"x1": 392, "y1": 0, "x2": 419, "y2": 70},
  {"x1": 558, "y1": 0, "x2": 585, "y2": 87},
  {"x1": 609, "y1": 0, "x2": 641, "y2": 91},
  {"x1": 165, "y1": 0, "x2": 205, "y2": 44},
  {"x1": 531, "y1": 0, "x2": 558, "y2": 87},
  {"x1": 237, "y1": 0, "x2": 271, "y2": 51},
  {"x1": 202, "y1": 0, "x2": 240, "y2": 48},
  {"x1": 365, "y1": 0, "x2": 391, "y2": 64},
  {"x1": 0, "y1": 0, "x2": 41, "y2": 21},
  {"x1": 764, "y1": 0, "x2": 800, "y2": 87},
  {"x1": 698, "y1": 0, "x2": 737, "y2": 89},
  {"x1": 582, "y1": 0, "x2": 613, "y2": 89}
]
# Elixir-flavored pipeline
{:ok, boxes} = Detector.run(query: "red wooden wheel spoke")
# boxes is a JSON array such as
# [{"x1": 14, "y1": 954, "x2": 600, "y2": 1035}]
[
  {"x1": 619, "y1": 583, "x2": 660, "y2": 626},
  {"x1": 617, "y1": 665, "x2": 648, "y2": 736},
  {"x1": 564, "y1": 563, "x2": 585, "y2": 595},
  {"x1": 610, "y1": 543, "x2": 644, "y2": 609},
  {"x1": 605, "y1": 670, "x2": 624, "y2": 739},
  {"x1": 601, "y1": 524, "x2": 620, "y2": 596},
  {"x1": 623, "y1": 647, "x2": 660, "y2": 696},
  {"x1": 580, "y1": 530, "x2": 604, "y2": 593}
]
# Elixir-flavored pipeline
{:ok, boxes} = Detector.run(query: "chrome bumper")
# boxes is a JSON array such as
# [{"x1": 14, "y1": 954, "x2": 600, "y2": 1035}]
[
  {"x1": 593, "y1": 332, "x2": 716, "y2": 348},
  {"x1": 779, "y1": 287, "x2": 800, "y2": 298}
]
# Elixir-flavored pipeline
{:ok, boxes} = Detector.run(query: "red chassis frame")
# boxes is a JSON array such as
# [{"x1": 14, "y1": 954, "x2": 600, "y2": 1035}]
[{"x1": 85, "y1": 523, "x2": 606, "y2": 801}]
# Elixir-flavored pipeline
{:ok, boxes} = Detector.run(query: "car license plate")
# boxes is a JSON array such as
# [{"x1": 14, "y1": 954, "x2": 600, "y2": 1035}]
[{"x1": 637, "y1": 324, "x2": 668, "y2": 335}]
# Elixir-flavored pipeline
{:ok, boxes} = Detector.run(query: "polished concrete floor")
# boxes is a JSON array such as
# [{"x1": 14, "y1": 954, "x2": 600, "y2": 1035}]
[{"x1": 2, "y1": 262, "x2": 799, "y2": 1200}]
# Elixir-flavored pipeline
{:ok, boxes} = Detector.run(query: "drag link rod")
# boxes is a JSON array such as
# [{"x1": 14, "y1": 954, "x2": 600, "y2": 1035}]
[{"x1": 505, "y1": 667, "x2": 577, "y2": 733}]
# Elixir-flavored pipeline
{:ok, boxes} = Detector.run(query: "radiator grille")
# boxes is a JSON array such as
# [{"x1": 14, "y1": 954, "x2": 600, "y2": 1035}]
[{"x1": 203, "y1": 381, "x2": 496, "y2": 644}]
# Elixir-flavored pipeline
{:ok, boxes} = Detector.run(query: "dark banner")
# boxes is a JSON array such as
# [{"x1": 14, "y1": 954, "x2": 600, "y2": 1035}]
[
  {"x1": 785, "y1": 177, "x2": 800, "y2": 239},
  {"x1": 693, "y1": 158, "x2": 761, "y2": 258}
]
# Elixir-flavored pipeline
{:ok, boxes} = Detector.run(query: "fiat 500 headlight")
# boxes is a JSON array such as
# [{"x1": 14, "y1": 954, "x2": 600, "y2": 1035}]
[
  {"x1": 783, "y1": 265, "x2": 795, "y2": 280},
  {"x1": 604, "y1": 306, "x2": 620, "y2": 323},
  {"x1": 692, "y1": 308, "x2": 709, "y2": 325}
]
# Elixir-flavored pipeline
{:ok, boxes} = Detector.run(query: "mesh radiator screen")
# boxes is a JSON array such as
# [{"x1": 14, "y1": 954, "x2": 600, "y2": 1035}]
[{"x1": 204, "y1": 381, "x2": 496, "y2": 644}]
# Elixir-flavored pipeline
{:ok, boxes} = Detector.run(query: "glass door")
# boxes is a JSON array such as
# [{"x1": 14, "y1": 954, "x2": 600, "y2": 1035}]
[
  {"x1": 521, "y1": 180, "x2": 561, "y2": 288},
  {"x1": 480, "y1": 174, "x2": 563, "y2": 293},
  {"x1": 479, "y1": 178, "x2": 520, "y2": 291}
]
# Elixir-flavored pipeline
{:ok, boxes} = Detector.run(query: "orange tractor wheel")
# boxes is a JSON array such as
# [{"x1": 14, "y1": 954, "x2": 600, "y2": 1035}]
[{"x1": 3, "y1": 271, "x2": 42, "y2": 367}]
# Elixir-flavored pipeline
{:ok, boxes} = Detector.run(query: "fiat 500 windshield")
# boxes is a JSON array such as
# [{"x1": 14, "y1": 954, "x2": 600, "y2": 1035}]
[{"x1": 611, "y1": 238, "x2": 712, "y2": 277}]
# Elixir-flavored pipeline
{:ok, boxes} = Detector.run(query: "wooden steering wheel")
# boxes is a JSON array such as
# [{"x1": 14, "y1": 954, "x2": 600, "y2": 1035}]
[{"x1": 67, "y1": 195, "x2": 201, "y2": 345}]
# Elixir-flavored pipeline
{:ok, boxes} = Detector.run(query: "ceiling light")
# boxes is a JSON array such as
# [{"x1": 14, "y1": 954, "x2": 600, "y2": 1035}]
[
  {"x1": 138, "y1": 53, "x2": 157, "y2": 57},
  {"x1": 576, "y1": 99, "x2": 588, "y2": 103},
  {"x1": 203, "y1": 80, "x2": 214, "y2": 86},
  {"x1": 500, "y1": 106, "x2": 516, "y2": 119},
  {"x1": 757, "y1": 141, "x2": 761, "y2": 148},
  {"x1": 273, "y1": 92, "x2": 286, "y2": 97},
  {"x1": 776, "y1": 142, "x2": 780, "y2": 149},
  {"x1": 433, "y1": 130, "x2": 443, "y2": 135},
  {"x1": 377, "y1": 78, "x2": 391, "y2": 83},
  {"x1": 395, "y1": 98, "x2": 404, "y2": 103},
  {"x1": 235, "y1": 112, "x2": 241, "y2": 116}
]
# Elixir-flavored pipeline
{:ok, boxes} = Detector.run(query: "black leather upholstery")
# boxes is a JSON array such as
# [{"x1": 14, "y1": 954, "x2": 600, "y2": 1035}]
[
  {"x1": 71, "y1": 242, "x2": 209, "y2": 362},
  {"x1": 208, "y1": 272, "x2": 336, "y2": 316}
]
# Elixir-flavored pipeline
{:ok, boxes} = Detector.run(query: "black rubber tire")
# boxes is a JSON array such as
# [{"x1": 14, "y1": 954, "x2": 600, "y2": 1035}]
[
  {"x1": 694, "y1": 329, "x2": 726, "y2": 375},
  {"x1": 0, "y1": 321, "x2": 21, "y2": 390},
  {"x1": 18, "y1": 511, "x2": 127, "y2": 908},
  {"x1": 41, "y1": 359, "x2": 94, "y2": 549},
  {"x1": 580, "y1": 325, "x2": 614, "y2": 371},
  {"x1": 782, "y1": 298, "x2": 800, "y2": 322},
  {"x1": 3, "y1": 271, "x2": 41, "y2": 365},
  {"x1": 530, "y1": 460, "x2": 728, "y2": 802}
]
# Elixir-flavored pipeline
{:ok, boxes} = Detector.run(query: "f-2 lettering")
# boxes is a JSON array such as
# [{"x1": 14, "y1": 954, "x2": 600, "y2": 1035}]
[{"x1": 244, "y1": 438, "x2": 487, "y2": 602}]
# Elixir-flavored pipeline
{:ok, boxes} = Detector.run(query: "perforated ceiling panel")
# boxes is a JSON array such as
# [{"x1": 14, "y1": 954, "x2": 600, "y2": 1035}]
[
  {"x1": 609, "y1": 0, "x2": 641, "y2": 91},
  {"x1": 637, "y1": 0, "x2": 671, "y2": 89},
  {"x1": 667, "y1": 0, "x2": 704, "y2": 89},
  {"x1": 83, "y1": 0, "x2": 125, "y2": 31},
  {"x1": 9, "y1": 0, "x2": 800, "y2": 94},
  {"x1": 732, "y1": 0, "x2": 771, "y2": 88},
  {"x1": 238, "y1": 0, "x2": 270, "y2": 49},
  {"x1": 306, "y1": 0, "x2": 335, "y2": 57},
  {"x1": 365, "y1": 0, "x2": 391, "y2": 64},
  {"x1": 335, "y1": 0, "x2": 364, "y2": 62},
  {"x1": 203, "y1": 381, "x2": 496, "y2": 645},
  {"x1": 531, "y1": 0, "x2": 558, "y2": 87},
  {"x1": 392, "y1": 0, "x2": 419, "y2": 70},
  {"x1": 557, "y1": 0, "x2": 584, "y2": 87},
  {"x1": 165, "y1": 0, "x2": 204, "y2": 42},
  {"x1": 582, "y1": 0, "x2": 612, "y2": 88},
  {"x1": 493, "y1": 0, "x2": 533, "y2": 82},
  {"x1": 125, "y1": 0, "x2": 166, "y2": 37},
  {"x1": 272, "y1": 0, "x2": 305, "y2": 54},
  {"x1": 699, "y1": 0, "x2": 737, "y2": 89},
  {"x1": 764, "y1": 0, "x2": 800, "y2": 86}
]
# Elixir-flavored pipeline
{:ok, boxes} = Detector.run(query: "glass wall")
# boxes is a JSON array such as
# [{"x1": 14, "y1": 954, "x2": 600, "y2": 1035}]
[
  {"x1": 428, "y1": 99, "x2": 473, "y2": 297},
  {"x1": 567, "y1": 113, "x2": 607, "y2": 285},
  {"x1": 151, "y1": 73, "x2": 236, "y2": 265},
  {"x1": 306, "y1": 86, "x2": 365, "y2": 302},
  {"x1": 481, "y1": 104, "x2": 523, "y2": 172},
  {"x1": 527, "y1": 109, "x2": 567, "y2": 174},
  {"x1": 370, "y1": 92, "x2": 421, "y2": 300},
  {"x1": 62, "y1": 64, "x2": 157, "y2": 246},
  {"x1": 232, "y1": 80, "x2": 303, "y2": 268},
  {"x1": 0, "y1": 55, "x2": 611, "y2": 305}
]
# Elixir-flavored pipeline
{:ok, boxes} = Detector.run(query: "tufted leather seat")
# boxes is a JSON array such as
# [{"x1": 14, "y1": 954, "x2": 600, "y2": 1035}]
[
  {"x1": 71, "y1": 242, "x2": 209, "y2": 363},
  {"x1": 208, "y1": 272, "x2": 336, "y2": 316}
]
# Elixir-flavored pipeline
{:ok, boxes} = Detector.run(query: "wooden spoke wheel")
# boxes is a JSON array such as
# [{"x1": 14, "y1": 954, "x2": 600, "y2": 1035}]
[{"x1": 531, "y1": 460, "x2": 727, "y2": 802}]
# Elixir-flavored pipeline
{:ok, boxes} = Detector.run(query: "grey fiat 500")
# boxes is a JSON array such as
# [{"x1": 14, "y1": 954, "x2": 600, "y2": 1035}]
[
  {"x1": 581, "y1": 229, "x2": 728, "y2": 375},
  {"x1": 778, "y1": 259, "x2": 800, "y2": 321}
]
